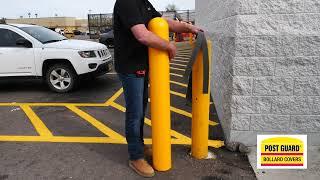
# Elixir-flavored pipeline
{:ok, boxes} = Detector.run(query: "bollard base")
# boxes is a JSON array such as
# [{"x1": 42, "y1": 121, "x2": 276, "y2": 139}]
[{"x1": 189, "y1": 150, "x2": 216, "y2": 160}]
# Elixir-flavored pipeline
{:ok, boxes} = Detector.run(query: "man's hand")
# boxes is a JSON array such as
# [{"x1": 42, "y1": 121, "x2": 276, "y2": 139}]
[
  {"x1": 167, "y1": 42, "x2": 177, "y2": 60},
  {"x1": 186, "y1": 23, "x2": 203, "y2": 34},
  {"x1": 166, "y1": 18, "x2": 204, "y2": 35}
]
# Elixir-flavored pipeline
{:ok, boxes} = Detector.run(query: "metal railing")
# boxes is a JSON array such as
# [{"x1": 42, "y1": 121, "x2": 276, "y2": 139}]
[
  {"x1": 88, "y1": 10, "x2": 195, "y2": 39},
  {"x1": 88, "y1": 13, "x2": 113, "y2": 39}
]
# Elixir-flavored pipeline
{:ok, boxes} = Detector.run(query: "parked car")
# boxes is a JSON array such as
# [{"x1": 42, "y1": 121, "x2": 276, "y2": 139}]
[
  {"x1": 0, "y1": 24, "x2": 113, "y2": 93},
  {"x1": 99, "y1": 30, "x2": 114, "y2": 48},
  {"x1": 73, "y1": 30, "x2": 82, "y2": 35}
]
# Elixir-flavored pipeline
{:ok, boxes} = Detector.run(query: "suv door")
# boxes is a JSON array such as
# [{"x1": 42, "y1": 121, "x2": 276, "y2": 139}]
[{"x1": 0, "y1": 28, "x2": 35, "y2": 76}]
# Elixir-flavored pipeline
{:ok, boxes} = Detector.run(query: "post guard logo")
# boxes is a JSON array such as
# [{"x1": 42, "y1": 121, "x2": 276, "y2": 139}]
[{"x1": 257, "y1": 135, "x2": 307, "y2": 169}]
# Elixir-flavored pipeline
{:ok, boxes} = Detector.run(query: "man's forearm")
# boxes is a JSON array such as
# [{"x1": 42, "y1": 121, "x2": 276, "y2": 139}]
[
  {"x1": 138, "y1": 30, "x2": 170, "y2": 51},
  {"x1": 165, "y1": 18, "x2": 191, "y2": 33}
]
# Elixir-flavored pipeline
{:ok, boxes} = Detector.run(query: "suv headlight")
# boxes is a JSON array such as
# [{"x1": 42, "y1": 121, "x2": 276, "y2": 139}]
[{"x1": 78, "y1": 51, "x2": 96, "y2": 58}]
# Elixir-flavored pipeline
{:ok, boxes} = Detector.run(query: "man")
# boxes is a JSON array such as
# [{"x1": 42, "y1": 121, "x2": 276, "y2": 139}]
[{"x1": 113, "y1": 0, "x2": 202, "y2": 177}]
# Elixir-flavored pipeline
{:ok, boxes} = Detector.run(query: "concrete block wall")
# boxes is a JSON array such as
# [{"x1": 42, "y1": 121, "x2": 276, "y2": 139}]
[{"x1": 196, "y1": 0, "x2": 320, "y2": 146}]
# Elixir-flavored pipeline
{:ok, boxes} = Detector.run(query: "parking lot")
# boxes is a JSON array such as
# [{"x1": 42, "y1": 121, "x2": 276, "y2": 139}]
[{"x1": 0, "y1": 42, "x2": 255, "y2": 180}]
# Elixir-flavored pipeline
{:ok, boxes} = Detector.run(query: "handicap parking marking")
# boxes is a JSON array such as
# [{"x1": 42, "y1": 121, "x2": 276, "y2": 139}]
[
  {"x1": 20, "y1": 105, "x2": 53, "y2": 137},
  {"x1": 0, "y1": 42, "x2": 224, "y2": 148},
  {"x1": 170, "y1": 63, "x2": 187, "y2": 68},
  {"x1": 170, "y1": 67, "x2": 186, "y2": 72},
  {"x1": 66, "y1": 105, "x2": 125, "y2": 140},
  {"x1": 170, "y1": 81, "x2": 188, "y2": 88},
  {"x1": 170, "y1": 73, "x2": 184, "y2": 78},
  {"x1": 172, "y1": 59, "x2": 189, "y2": 64}
]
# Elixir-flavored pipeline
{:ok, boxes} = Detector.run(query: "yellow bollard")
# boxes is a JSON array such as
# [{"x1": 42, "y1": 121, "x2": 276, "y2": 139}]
[
  {"x1": 148, "y1": 17, "x2": 171, "y2": 171},
  {"x1": 191, "y1": 41, "x2": 212, "y2": 159}
]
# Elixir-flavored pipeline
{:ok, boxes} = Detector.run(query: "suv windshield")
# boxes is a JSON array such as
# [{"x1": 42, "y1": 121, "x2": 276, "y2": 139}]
[{"x1": 20, "y1": 26, "x2": 67, "y2": 44}]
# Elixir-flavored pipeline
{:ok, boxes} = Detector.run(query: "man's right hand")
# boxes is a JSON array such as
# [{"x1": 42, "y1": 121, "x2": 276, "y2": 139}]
[{"x1": 167, "y1": 42, "x2": 177, "y2": 60}]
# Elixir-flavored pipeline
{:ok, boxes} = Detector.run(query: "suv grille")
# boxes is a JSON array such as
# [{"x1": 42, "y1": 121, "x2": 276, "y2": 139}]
[{"x1": 97, "y1": 49, "x2": 109, "y2": 58}]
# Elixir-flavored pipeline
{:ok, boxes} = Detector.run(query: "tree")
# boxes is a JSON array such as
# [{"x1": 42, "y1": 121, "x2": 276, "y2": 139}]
[
  {"x1": 35, "y1": 13, "x2": 38, "y2": 18},
  {"x1": 165, "y1": 4, "x2": 178, "y2": 12},
  {"x1": 0, "y1": 18, "x2": 6, "y2": 24},
  {"x1": 28, "y1": 12, "x2": 31, "y2": 18}
]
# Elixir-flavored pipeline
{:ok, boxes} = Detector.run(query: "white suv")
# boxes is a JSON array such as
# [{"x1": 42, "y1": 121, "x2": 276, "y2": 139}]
[{"x1": 0, "y1": 24, "x2": 113, "y2": 93}]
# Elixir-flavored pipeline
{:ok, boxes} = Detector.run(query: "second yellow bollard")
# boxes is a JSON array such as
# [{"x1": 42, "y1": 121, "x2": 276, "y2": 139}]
[
  {"x1": 148, "y1": 17, "x2": 171, "y2": 171},
  {"x1": 191, "y1": 41, "x2": 212, "y2": 159}
]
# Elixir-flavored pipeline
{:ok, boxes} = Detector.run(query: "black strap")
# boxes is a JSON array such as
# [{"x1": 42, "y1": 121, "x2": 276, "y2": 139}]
[{"x1": 183, "y1": 32, "x2": 210, "y2": 99}]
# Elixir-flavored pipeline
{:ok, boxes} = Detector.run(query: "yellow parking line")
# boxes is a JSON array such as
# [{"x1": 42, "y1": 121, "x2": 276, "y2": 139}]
[
  {"x1": 110, "y1": 102, "x2": 125, "y2": 112},
  {"x1": 172, "y1": 59, "x2": 188, "y2": 63},
  {"x1": 170, "y1": 73, "x2": 183, "y2": 77},
  {"x1": 105, "y1": 88, "x2": 124, "y2": 105},
  {"x1": 20, "y1": 105, "x2": 53, "y2": 137},
  {"x1": 170, "y1": 63, "x2": 187, "y2": 67},
  {"x1": 208, "y1": 140, "x2": 225, "y2": 148},
  {"x1": 110, "y1": 102, "x2": 191, "y2": 143},
  {"x1": 176, "y1": 55, "x2": 191, "y2": 58},
  {"x1": 0, "y1": 135, "x2": 221, "y2": 147},
  {"x1": 170, "y1": 91, "x2": 186, "y2": 98},
  {"x1": 170, "y1": 106, "x2": 219, "y2": 126},
  {"x1": 170, "y1": 81, "x2": 188, "y2": 87},
  {"x1": 67, "y1": 105, "x2": 125, "y2": 140},
  {"x1": 144, "y1": 118, "x2": 191, "y2": 142},
  {"x1": 144, "y1": 99, "x2": 218, "y2": 126},
  {"x1": 109, "y1": 102, "x2": 222, "y2": 148},
  {"x1": 0, "y1": 136, "x2": 127, "y2": 144},
  {"x1": 0, "y1": 103, "x2": 107, "y2": 107},
  {"x1": 170, "y1": 67, "x2": 185, "y2": 72}
]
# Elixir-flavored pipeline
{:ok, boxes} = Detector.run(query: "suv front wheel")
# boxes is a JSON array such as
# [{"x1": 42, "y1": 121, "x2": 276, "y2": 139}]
[{"x1": 46, "y1": 64, "x2": 78, "y2": 93}]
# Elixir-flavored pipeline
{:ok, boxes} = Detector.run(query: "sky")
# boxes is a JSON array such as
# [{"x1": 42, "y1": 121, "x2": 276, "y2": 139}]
[{"x1": 0, "y1": 0, "x2": 195, "y2": 19}]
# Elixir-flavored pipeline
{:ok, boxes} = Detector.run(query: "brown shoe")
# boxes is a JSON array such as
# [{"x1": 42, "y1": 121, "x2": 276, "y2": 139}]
[
  {"x1": 144, "y1": 146, "x2": 153, "y2": 157},
  {"x1": 129, "y1": 159, "x2": 155, "y2": 178}
]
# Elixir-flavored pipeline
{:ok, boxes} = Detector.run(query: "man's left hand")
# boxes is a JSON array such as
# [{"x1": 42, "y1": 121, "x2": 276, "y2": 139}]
[{"x1": 187, "y1": 24, "x2": 203, "y2": 34}]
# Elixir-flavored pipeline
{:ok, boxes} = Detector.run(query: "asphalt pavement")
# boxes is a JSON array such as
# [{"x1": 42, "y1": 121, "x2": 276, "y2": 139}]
[{"x1": 0, "y1": 43, "x2": 256, "y2": 180}]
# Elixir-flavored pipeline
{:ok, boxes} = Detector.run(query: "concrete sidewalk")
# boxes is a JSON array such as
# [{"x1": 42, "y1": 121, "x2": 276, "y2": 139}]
[{"x1": 247, "y1": 146, "x2": 320, "y2": 180}]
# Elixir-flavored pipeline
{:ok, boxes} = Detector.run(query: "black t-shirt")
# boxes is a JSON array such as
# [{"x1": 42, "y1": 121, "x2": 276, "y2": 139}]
[{"x1": 113, "y1": 0, "x2": 162, "y2": 73}]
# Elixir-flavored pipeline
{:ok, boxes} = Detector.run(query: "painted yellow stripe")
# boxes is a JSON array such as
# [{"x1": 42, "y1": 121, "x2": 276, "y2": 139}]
[
  {"x1": 0, "y1": 103, "x2": 107, "y2": 107},
  {"x1": 174, "y1": 56, "x2": 190, "y2": 60},
  {"x1": 103, "y1": 102, "x2": 221, "y2": 147},
  {"x1": 20, "y1": 105, "x2": 53, "y2": 137},
  {"x1": 0, "y1": 135, "x2": 221, "y2": 147},
  {"x1": 170, "y1": 67, "x2": 185, "y2": 72},
  {"x1": 145, "y1": 99, "x2": 218, "y2": 126},
  {"x1": 172, "y1": 59, "x2": 188, "y2": 63},
  {"x1": 105, "y1": 88, "x2": 124, "y2": 104},
  {"x1": 0, "y1": 136, "x2": 126, "y2": 144},
  {"x1": 170, "y1": 106, "x2": 219, "y2": 126},
  {"x1": 110, "y1": 102, "x2": 126, "y2": 112},
  {"x1": 208, "y1": 140, "x2": 225, "y2": 148},
  {"x1": 144, "y1": 118, "x2": 191, "y2": 142},
  {"x1": 170, "y1": 73, "x2": 183, "y2": 77},
  {"x1": 170, "y1": 81, "x2": 188, "y2": 87},
  {"x1": 109, "y1": 102, "x2": 191, "y2": 142},
  {"x1": 66, "y1": 105, "x2": 125, "y2": 140},
  {"x1": 170, "y1": 91, "x2": 186, "y2": 98},
  {"x1": 170, "y1": 63, "x2": 187, "y2": 67}
]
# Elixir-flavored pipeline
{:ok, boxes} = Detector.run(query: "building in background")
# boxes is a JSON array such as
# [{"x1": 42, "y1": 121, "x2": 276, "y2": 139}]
[{"x1": 6, "y1": 17, "x2": 88, "y2": 33}]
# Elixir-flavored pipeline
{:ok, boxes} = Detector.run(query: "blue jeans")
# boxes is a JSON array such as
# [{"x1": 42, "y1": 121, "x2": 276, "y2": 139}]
[{"x1": 118, "y1": 73, "x2": 148, "y2": 160}]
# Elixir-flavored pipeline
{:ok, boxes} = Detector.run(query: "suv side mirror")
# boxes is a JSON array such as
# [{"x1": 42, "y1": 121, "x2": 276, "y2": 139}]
[{"x1": 16, "y1": 38, "x2": 33, "y2": 48}]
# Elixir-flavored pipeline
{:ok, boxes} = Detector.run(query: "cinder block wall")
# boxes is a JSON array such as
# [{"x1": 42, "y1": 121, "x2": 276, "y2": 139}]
[{"x1": 196, "y1": 0, "x2": 320, "y2": 146}]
